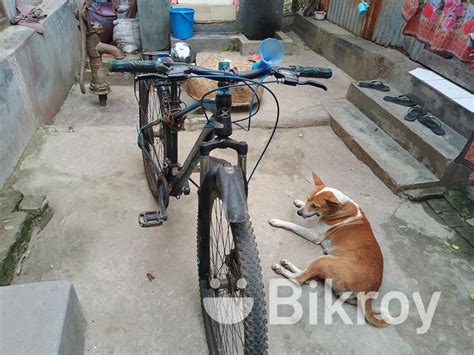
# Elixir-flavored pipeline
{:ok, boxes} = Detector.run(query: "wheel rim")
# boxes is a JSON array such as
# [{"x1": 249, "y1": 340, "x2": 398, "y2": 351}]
[
  {"x1": 207, "y1": 196, "x2": 245, "y2": 354},
  {"x1": 141, "y1": 81, "x2": 168, "y2": 195}
]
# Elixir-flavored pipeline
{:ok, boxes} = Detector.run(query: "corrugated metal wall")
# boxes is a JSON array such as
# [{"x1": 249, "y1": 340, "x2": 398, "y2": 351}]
[
  {"x1": 371, "y1": 0, "x2": 424, "y2": 59},
  {"x1": 324, "y1": 0, "x2": 425, "y2": 59},
  {"x1": 326, "y1": 0, "x2": 365, "y2": 37}
]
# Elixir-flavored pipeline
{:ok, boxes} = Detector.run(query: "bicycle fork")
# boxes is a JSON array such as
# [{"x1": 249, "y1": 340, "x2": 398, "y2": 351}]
[{"x1": 199, "y1": 139, "x2": 248, "y2": 186}]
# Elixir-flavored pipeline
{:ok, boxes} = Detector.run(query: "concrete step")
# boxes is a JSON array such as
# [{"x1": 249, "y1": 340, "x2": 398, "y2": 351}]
[
  {"x1": 324, "y1": 99, "x2": 441, "y2": 193},
  {"x1": 347, "y1": 82, "x2": 469, "y2": 183},
  {"x1": 290, "y1": 13, "x2": 472, "y2": 140},
  {"x1": 0, "y1": 212, "x2": 32, "y2": 285},
  {"x1": 406, "y1": 69, "x2": 473, "y2": 139},
  {"x1": 0, "y1": 281, "x2": 86, "y2": 354},
  {"x1": 171, "y1": 31, "x2": 295, "y2": 55},
  {"x1": 171, "y1": 32, "x2": 239, "y2": 53}
]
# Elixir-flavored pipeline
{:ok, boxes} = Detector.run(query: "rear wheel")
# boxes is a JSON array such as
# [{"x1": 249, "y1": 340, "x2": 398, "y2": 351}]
[
  {"x1": 197, "y1": 169, "x2": 268, "y2": 354},
  {"x1": 138, "y1": 79, "x2": 170, "y2": 207}
]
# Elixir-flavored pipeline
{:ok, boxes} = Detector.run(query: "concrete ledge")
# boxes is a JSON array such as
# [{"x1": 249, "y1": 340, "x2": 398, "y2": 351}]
[
  {"x1": 0, "y1": 0, "x2": 80, "y2": 188},
  {"x1": 407, "y1": 75, "x2": 473, "y2": 139},
  {"x1": 347, "y1": 82, "x2": 468, "y2": 183},
  {"x1": 238, "y1": 31, "x2": 294, "y2": 55},
  {"x1": 291, "y1": 14, "x2": 410, "y2": 81},
  {"x1": 0, "y1": 281, "x2": 86, "y2": 354},
  {"x1": 291, "y1": 13, "x2": 471, "y2": 138},
  {"x1": 0, "y1": 189, "x2": 53, "y2": 285},
  {"x1": 171, "y1": 33, "x2": 239, "y2": 53},
  {"x1": 0, "y1": 212, "x2": 32, "y2": 285},
  {"x1": 172, "y1": 30, "x2": 294, "y2": 56},
  {"x1": 325, "y1": 99, "x2": 441, "y2": 193}
]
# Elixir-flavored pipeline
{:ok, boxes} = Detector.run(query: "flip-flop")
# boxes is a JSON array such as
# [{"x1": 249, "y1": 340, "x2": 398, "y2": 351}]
[
  {"x1": 417, "y1": 114, "x2": 446, "y2": 136},
  {"x1": 383, "y1": 95, "x2": 416, "y2": 107},
  {"x1": 404, "y1": 106, "x2": 427, "y2": 122},
  {"x1": 358, "y1": 81, "x2": 391, "y2": 92}
]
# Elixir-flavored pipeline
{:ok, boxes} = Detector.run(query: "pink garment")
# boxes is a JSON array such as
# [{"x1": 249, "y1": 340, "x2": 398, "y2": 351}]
[
  {"x1": 171, "y1": 0, "x2": 239, "y2": 9},
  {"x1": 13, "y1": 0, "x2": 46, "y2": 34}
]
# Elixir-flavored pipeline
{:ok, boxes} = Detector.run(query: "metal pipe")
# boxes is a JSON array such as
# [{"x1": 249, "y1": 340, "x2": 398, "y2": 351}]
[
  {"x1": 86, "y1": 27, "x2": 110, "y2": 106},
  {"x1": 75, "y1": 0, "x2": 124, "y2": 106},
  {"x1": 97, "y1": 42, "x2": 125, "y2": 59}
]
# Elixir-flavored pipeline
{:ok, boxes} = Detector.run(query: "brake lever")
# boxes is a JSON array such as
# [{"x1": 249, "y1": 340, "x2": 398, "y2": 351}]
[
  {"x1": 298, "y1": 79, "x2": 328, "y2": 91},
  {"x1": 275, "y1": 69, "x2": 299, "y2": 86}
]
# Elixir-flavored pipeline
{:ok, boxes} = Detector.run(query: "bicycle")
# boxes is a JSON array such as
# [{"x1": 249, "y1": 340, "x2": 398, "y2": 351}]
[{"x1": 109, "y1": 47, "x2": 332, "y2": 354}]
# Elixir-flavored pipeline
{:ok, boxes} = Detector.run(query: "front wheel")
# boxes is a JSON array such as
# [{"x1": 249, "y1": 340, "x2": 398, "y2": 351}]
[{"x1": 197, "y1": 169, "x2": 268, "y2": 354}]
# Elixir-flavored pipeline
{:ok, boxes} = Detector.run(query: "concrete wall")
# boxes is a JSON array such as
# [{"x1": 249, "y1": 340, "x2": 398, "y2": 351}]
[
  {"x1": 238, "y1": 0, "x2": 283, "y2": 39},
  {"x1": 0, "y1": 0, "x2": 80, "y2": 188}
]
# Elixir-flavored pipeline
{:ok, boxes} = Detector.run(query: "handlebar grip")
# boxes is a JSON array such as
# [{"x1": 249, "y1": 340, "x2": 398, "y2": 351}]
[
  {"x1": 292, "y1": 66, "x2": 333, "y2": 79},
  {"x1": 108, "y1": 60, "x2": 166, "y2": 74}
]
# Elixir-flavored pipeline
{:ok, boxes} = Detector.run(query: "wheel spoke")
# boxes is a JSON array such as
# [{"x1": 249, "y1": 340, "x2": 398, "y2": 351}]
[
  {"x1": 207, "y1": 195, "x2": 245, "y2": 353},
  {"x1": 140, "y1": 80, "x2": 168, "y2": 204}
]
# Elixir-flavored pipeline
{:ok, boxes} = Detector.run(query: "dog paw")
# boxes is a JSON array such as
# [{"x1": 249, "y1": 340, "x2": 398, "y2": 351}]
[
  {"x1": 271, "y1": 263, "x2": 283, "y2": 272},
  {"x1": 293, "y1": 200, "x2": 305, "y2": 208},
  {"x1": 280, "y1": 259, "x2": 290, "y2": 267},
  {"x1": 268, "y1": 218, "x2": 283, "y2": 227}
]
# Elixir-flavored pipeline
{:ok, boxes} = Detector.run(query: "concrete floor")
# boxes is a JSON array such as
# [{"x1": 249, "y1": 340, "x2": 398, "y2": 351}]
[{"x1": 6, "y1": 35, "x2": 473, "y2": 354}]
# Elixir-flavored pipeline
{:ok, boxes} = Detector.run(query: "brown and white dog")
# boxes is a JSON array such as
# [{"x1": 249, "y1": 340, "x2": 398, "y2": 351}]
[{"x1": 269, "y1": 172, "x2": 388, "y2": 327}]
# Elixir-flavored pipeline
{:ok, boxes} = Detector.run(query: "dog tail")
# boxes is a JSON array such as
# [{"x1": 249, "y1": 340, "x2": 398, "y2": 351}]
[{"x1": 364, "y1": 299, "x2": 390, "y2": 328}]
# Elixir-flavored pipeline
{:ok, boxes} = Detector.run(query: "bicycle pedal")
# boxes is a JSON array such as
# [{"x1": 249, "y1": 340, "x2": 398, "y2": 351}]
[{"x1": 138, "y1": 211, "x2": 164, "y2": 228}]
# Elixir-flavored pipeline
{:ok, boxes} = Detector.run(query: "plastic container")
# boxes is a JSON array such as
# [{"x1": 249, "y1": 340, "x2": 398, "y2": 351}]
[
  {"x1": 314, "y1": 11, "x2": 326, "y2": 20},
  {"x1": 358, "y1": 1, "x2": 369, "y2": 16},
  {"x1": 259, "y1": 38, "x2": 285, "y2": 66},
  {"x1": 169, "y1": 7, "x2": 195, "y2": 40}
]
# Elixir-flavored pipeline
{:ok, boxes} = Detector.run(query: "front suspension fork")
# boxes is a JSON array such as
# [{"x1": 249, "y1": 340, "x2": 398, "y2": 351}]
[{"x1": 199, "y1": 138, "x2": 249, "y2": 185}]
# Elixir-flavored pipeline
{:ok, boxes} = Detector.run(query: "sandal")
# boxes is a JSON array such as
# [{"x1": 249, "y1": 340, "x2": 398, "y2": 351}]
[
  {"x1": 383, "y1": 95, "x2": 416, "y2": 107},
  {"x1": 417, "y1": 114, "x2": 446, "y2": 136},
  {"x1": 358, "y1": 81, "x2": 391, "y2": 92},
  {"x1": 404, "y1": 106, "x2": 427, "y2": 122}
]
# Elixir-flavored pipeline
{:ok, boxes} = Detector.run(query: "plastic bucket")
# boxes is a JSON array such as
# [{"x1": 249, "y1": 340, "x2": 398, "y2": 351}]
[
  {"x1": 357, "y1": 1, "x2": 369, "y2": 16},
  {"x1": 169, "y1": 8, "x2": 195, "y2": 40}
]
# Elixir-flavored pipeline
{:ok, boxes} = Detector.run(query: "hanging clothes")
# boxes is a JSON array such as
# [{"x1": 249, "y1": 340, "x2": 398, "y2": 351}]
[{"x1": 402, "y1": 0, "x2": 474, "y2": 64}]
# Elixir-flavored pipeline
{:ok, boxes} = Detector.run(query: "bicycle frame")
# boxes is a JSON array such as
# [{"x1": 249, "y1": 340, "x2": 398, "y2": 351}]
[{"x1": 151, "y1": 79, "x2": 249, "y2": 219}]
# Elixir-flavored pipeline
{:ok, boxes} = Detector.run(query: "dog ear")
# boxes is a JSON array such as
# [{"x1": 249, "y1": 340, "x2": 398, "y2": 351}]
[
  {"x1": 325, "y1": 194, "x2": 339, "y2": 206},
  {"x1": 312, "y1": 171, "x2": 325, "y2": 187}
]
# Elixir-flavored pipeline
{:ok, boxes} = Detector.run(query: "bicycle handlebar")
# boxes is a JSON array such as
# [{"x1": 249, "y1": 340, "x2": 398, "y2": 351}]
[
  {"x1": 108, "y1": 59, "x2": 271, "y2": 79},
  {"x1": 108, "y1": 59, "x2": 332, "y2": 82}
]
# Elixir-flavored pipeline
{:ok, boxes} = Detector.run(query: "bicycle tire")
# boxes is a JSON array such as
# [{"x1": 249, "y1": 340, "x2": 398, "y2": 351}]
[
  {"x1": 138, "y1": 79, "x2": 170, "y2": 207},
  {"x1": 197, "y1": 166, "x2": 268, "y2": 354}
]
